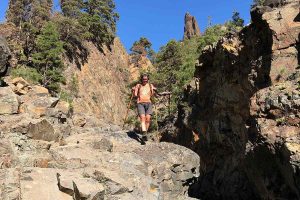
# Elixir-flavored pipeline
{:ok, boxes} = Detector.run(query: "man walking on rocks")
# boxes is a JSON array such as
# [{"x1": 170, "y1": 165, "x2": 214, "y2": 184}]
[{"x1": 132, "y1": 74, "x2": 157, "y2": 137}]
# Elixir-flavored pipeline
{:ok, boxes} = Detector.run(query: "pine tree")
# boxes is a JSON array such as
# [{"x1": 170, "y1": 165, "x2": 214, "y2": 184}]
[
  {"x1": 81, "y1": 0, "x2": 119, "y2": 47},
  {"x1": 6, "y1": 0, "x2": 52, "y2": 28},
  {"x1": 60, "y1": 0, "x2": 83, "y2": 18},
  {"x1": 6, "y1": 0, "x2": 25, "y2": 27},
  {"x1": 30, "y1": 0, "x2": 53, "y2": 29},
  {"x1": 225, "y1": 11, "x2": 245, "y2": 32},
  {"x1": 154, "y1": 40, "x2": 183, "y2": 92},
  {"x1": 32, "y1": 22, "x2": 65, "y2": 92},
  {"x1": 84, "y1": 0, "x2": 118, "y2": 30},
  {"x1": 7, "y1": 0, "x2": 54, "y2": 60},
  {"x1": 53, "y1": 14, "x2": 87, "y2": 63},
  {"x1": 130, "y1": 37, "x2": 152, "y2": 56},
  {"x1": 232, "y1": 11, "x2": 244, "y2": 27}
]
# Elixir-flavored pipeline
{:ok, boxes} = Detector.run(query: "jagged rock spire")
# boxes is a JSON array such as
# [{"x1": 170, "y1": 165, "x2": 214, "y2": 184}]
[{"x1": 183, "y1": 12, "x2": 201, "y2": 40}]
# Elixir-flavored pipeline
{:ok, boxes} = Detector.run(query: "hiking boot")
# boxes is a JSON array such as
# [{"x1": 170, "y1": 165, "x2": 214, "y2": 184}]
[
  {"x1": 142, "y1": 135, "x2": 148, "y2": 141},
  {"x1": 140, "y1": 140, "x2": 146, "y2": 145}
]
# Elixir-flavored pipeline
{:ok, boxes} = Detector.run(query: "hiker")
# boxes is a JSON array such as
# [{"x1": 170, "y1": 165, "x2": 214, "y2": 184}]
[{"x1": 132, "y1": 74, "x2": 157, "y2": 134}]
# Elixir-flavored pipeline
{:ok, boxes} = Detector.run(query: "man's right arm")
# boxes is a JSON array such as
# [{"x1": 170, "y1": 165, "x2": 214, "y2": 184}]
[{"x1": 132, "y1": 84, "x2": 140, "y2": 97}]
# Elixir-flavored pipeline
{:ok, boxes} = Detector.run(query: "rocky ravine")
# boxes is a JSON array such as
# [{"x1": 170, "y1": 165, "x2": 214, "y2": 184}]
[
  {"x1": 0, "y1": 77, "x2": 200, "y2": 200},
  {"x1": 162, "y1": 0, "x2": 300, "y2": 199}
]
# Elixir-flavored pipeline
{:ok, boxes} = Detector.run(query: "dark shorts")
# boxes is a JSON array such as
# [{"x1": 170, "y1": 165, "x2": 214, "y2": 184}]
[{"x1": 137, "y1": 103, "x2": 153, "y2": 115}]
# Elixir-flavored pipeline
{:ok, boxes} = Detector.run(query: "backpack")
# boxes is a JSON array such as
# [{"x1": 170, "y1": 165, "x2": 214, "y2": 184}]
[
  {"x1": 137, "y1": 83, "x2": 154, "y2": 96},
  {"x1": 137, "y1": 83, "x2": 156, "y2": 103}
]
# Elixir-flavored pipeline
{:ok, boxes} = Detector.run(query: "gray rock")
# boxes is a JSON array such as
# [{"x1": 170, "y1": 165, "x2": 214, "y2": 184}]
[
  {"x1": 57, "y1": 172, "x2": 105, "y2": 199},
  {"x1": 0, "y1": 168, "x2": 21, "y2": 199},
  {"x1": 92, "y1": 138, "x2": 113, "y2": 152},
  {"x1": 20, "y1": 97, "x2": 59, "y2": 118},
  {"x1": 27, "y1": 119, "x2": 59, "y2": 142},
  {"x1": 72, "y1": 114, "x2": 87, "y2": 127},
  {"x1": 0, "y1": 87, "x2": 19, "y2": 115},
  {"x1": 106, "y1": 180, "x2": 129, "y2": 195}
]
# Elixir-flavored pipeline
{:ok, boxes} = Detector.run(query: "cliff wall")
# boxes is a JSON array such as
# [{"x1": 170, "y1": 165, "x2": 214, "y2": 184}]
[{"x1": 164, "y1": 0, "x2": 300, "y2": 199}]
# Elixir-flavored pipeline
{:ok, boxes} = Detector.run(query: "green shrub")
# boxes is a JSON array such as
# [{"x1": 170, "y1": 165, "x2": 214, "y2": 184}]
[
  {"x1": 59, "y1": 90, "x2": 73, "y2": 103},
  {"x1": 70, "y1": 74, "x2": 79, "y2": 96},
  {"x1": 276, "y1": 117, "x2": 286, "y2": 125},
  {"x1": 10, "y1": 66, "x2": 42, "y2": 84}
]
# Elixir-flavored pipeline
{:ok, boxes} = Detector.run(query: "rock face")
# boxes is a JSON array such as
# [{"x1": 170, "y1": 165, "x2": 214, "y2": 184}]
[
  {"x1": 129, "y1": 54, "x2": 154, "y2": 81},
  {"x1": 184, "y1": 13, "x2": 201, "y2": 40},
  {"x1": 0, "y1": 36, "x2": 11, "y2": 76},
  {"x1": 0, "y1": 23, "x2": 22, "y2": 68},
  {"x1": 163, "y1": 1, "x2": 300, "y2": 199},
  {"x1": 64, "y1": 38, "x2": 130, "y2": 125}
]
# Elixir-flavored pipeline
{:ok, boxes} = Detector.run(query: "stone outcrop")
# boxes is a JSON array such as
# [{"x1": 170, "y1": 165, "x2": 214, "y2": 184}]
[
  {"x1": 0, "y1": 36, "x2": 11, "y2": 76},
  {"x1": 184, "y1": 13, "x2": 201, "y2": 40},
  {"x1": 163, "y1": 0, "x2": 300, "y2": 199}
]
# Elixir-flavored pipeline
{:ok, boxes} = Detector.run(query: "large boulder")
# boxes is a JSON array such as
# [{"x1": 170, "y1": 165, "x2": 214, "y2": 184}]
[
  {"x1": 27, "y1": 119, "x2": 58, "y2": 142},
  {"x1": 17, "y1": 85, "x2": 60, "y2": 118},
  {"x1": 20, "y1": 97, "x2": 59, "y2": 118},
  {"x1": 11, "y1": 77, "x2": 31, "y2": 95},
  {"x1": 0, "y1": 36, "x2": 11, "y2": 76},
  {"x1": 0, "y1": 86, "x2": 19, "y2": 115}
]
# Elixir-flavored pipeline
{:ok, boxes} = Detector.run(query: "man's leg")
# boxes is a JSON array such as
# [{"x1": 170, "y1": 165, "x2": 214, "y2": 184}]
[
  {"x1": 137, "y1": 103, "x2": 146, "y2": 132},
  {"x1": 140, "y1": 114, "x2": 147, "y2": 132},
  {"x1": 145, "y1": 103, "x2": 153, "y2": 131},
  {"x1": 145, "y1": 114, "x2": 151, "y2": 131}
]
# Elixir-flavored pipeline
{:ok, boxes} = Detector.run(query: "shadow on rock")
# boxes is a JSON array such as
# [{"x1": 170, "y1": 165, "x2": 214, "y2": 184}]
[{"x1": 127, "y1": 131, "x2": 146, "y2": 145}]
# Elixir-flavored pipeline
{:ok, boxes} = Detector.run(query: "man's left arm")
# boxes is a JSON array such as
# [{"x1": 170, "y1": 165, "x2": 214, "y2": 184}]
[{"x1": 151, "y1": 84, "x2": 159, "y2": 96}]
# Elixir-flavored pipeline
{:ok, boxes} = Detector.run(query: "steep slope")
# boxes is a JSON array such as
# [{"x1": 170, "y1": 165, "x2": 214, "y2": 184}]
[
  {"x1": 163, "y1": 0, "x2": 300, "y2": 199},
  {"x1": 63, "y1": 38, "x2": 130, "y2": 125}
]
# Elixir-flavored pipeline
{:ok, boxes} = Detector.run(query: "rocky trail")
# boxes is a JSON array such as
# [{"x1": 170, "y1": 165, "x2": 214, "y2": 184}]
[
  {"x1": 0, "y1": 0, "x2": 300, "y2": 199},
  {"x1": 0, "y1": 77, "x2": 200, "y2": 200}
]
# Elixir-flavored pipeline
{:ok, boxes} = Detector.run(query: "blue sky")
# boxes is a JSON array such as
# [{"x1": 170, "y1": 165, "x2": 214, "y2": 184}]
[{"x1": 0, "y1": 0, "x2": 253, "y2": 52}]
